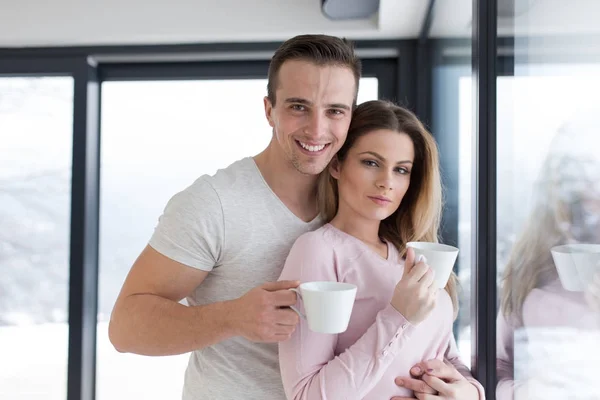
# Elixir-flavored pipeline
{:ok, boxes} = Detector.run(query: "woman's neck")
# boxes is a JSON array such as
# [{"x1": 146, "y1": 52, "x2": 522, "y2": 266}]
[{"x1": 330, "y1": 207, "x2": 383, "y2": 246}]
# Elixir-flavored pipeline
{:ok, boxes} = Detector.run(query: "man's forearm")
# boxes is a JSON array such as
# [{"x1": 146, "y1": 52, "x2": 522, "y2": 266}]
[{"x1": 109, "y1": 293, "x2": 237, "y2": 356}]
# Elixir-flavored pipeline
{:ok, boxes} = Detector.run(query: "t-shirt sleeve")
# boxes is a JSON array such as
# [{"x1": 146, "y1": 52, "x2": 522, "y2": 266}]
[{"x1": 148, "y1": 177, "x2": 224, "y2": 271}]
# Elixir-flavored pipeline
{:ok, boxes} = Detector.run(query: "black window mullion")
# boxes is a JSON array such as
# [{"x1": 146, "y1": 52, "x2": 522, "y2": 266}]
[
  {"x1": 67, "y1": 57, "x2": 101, "y2": 400},
  {"x1": 99, "y1": 60, "x2": 270, "y2": 81},
  {"x1": 472, "y1": 0, "x2": 498, "y2": 397}
]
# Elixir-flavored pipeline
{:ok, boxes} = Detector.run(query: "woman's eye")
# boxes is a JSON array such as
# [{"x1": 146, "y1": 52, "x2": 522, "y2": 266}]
[
  {"x1": 362, "y1": 160, "x2": 378, "y2": 167},
  {"x1": 395, "y1": 167, "x2": 410, "y2": 175}
]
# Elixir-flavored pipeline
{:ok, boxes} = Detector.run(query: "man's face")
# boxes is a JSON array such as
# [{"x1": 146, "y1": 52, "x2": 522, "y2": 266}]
[{"x1": 264, "y1": 60, "x2": 356, "y2": 176}]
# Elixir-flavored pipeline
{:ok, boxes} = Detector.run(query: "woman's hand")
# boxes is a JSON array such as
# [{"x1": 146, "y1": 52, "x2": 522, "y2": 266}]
[
  {"x1": 392, "y1": 360, "x2": 481, "y2": 400},
  {"x1": 390, "y1": 248, "x2": 437, "y2": 325}
]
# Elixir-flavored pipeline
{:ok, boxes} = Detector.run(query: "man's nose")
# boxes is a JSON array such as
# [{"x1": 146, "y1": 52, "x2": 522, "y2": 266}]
[{"x1": 304, "y1": 113, "x2": 327, "y2": 138}]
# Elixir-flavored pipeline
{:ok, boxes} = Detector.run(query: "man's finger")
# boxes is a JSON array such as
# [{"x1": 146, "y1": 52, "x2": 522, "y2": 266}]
[
  {"x1": 274, "y1": 308, "x2": 300, "y2": 326},
  {"x1": 394, "y1": 377, "x2": 436, "y2": 394},
  {"x1": 409, "y1": 365, "x2": 425, "y2": 377},
  {"x1": 263, "y1": 280, "x2": 300, "y2": 291},
  {"x1": 421, "y1": 359, "x2": 462, "y2": 381},
  {"x1": 414, "y1": 393, "x2": 439, "y2": 400},
  {"x1": 422, "y1": 374, "x2": 450, "y2": 393},
  {"x1": 272, "y1": 290, "x2": 298, "y2": 306},
  {"x1": 390, "y1": 394, "x2": 439, "y2": 400}
]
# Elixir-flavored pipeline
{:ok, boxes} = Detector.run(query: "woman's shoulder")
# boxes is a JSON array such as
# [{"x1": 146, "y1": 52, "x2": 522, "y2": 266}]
[
  {"x1": 291, "y1": 224, "x2": 364, "y2": 258},
  {"x1": 291, "y1": 225, "x2": 337, "y2": 253}
]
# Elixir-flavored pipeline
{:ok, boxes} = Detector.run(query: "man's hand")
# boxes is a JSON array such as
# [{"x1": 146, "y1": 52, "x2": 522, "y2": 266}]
[
  {"x1": 392, "y1": 373, "x2": 437, "y2": 399},
  {"x1": 392, "y1": 360, "x2": 480, "y2": 400},
  {"x1": 229, "y1": 280, "x2": 301, "y2": 342}
]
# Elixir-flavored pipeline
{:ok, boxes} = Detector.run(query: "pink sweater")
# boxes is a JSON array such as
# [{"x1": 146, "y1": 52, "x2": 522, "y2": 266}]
[{"x1": 278, "y1": 224, "x2": 484, "y2": 399}]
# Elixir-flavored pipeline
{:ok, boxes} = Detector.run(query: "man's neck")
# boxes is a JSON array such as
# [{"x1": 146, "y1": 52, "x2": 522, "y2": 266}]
[{"x1": 253, "y1": 144, "x2": 319, "y2": 222}]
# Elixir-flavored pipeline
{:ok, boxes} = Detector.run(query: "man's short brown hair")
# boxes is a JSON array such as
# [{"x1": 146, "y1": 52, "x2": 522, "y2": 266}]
[{"x1": 267, "y1": 34, "x2": 362, "y2": 106}]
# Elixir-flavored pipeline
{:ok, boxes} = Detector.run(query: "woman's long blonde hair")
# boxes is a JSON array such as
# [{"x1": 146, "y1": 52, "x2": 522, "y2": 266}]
[{"x1": 317, "y1": 100, "x2": 459, "y2": 316}]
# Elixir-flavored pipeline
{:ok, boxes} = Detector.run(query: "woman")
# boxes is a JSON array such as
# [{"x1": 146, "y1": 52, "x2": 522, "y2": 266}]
[
  {"x1": 496, "y1": 114, "x2": 600, "y2": 399},
  {"x1": 278, "y1": 100, "x2": 484, "y2": 399}
]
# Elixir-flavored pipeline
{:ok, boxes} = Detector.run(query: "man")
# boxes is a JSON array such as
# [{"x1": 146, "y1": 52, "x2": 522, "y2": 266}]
[{"x1": 109, "y1": 34, "x2": 361, "y2": 399}]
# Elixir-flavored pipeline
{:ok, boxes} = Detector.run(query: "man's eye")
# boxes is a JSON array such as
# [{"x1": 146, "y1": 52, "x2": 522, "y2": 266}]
[
  {"x1": 328, "y1": 109, "x2": 343, "y2": 115},
  {"x1": 291, "y1": 105, "x2": 306, "y2": 111}
]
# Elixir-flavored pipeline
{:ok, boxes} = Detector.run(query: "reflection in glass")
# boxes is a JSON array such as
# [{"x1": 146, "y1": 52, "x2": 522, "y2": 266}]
[
  {"x1": 496, "y1": 95, "x2": 600, "y2": 398},
  {"x1": 96, "y1": 78, "x2": 378, "y2": 399},
  {"x1": 495, "y1": 0, "x2": 600, "y2": 397},
  {"x1": 0, "y1": 77, "x2": 73, "y2": 400}
]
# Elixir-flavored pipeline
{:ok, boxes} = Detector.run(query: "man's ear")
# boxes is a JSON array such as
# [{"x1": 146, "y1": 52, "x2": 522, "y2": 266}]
[
  {"x1": 329, "y1": 157, "x2": 341, "y2": 179},
  {"x1": 264, "y1": 96, "x2": 275, "y2": 128}
]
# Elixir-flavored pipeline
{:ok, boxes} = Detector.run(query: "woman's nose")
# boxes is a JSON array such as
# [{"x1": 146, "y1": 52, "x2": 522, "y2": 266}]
[{"x1": 376, "y1": 172, "x2": 393, "y2": 190}]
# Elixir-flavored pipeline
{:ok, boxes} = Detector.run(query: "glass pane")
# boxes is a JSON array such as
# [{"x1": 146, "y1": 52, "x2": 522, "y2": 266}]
[
  {"x1": 495, "y1": 3, "x2": 600, "y2": 399},
  {"x1": 457, "y1": 74, "x2": 473, "y2": 363},
  {"x1": 97, "y1": 77, "x2": 378, "y2": 399},
  {"x1": 0, "y1": 77, "x2": 73, "y2": 400},
  {"x1": 431, "y1": 0, "x2": 475, "y2": 364}
]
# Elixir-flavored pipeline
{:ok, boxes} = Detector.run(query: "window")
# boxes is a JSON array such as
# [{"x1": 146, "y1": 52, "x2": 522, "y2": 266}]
[
  {"x1": 0, "y1": 77, "x2": 73, "y2": 400},
  {"x1": 493, "y1": 66, "x2": 600, "y2": 399}
]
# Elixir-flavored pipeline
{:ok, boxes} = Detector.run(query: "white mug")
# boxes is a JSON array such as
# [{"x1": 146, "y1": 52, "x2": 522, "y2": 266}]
[
  {"x1": 551, "y1": 244, "x2": 600, "y2": 291},
  {"x1": 406, "y1": 242, "x2": 459, "y2": 289},
  {"x1": 289, "y1": 281, "x2": 357, "y2": 334}
]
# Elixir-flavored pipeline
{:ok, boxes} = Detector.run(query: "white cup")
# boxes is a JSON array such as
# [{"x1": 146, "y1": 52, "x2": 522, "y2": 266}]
[
  {"x1": 551, "y1": 244, "x2": 600, "y2": 291},
  {"x1": 406, "y1": 242, "x2": 459, "y2": 289},
  {"x1": 289, "y1": 281, "x2": 357, "y2": 334}
]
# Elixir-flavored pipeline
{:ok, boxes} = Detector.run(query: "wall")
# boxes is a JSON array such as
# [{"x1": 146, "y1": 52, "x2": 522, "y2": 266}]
[{"x1": 0, "y1": 0, "x2": 425, "y2": 47}]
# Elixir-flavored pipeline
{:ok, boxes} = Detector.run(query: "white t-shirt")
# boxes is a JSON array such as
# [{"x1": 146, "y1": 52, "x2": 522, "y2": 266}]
[{"x1": 149, "y1": 157, "x2": 323, "y2": 400}]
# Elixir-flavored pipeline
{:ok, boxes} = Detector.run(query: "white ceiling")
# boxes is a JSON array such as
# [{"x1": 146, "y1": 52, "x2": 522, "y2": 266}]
[
  {"x1": 0, "y1": 0, "x2": 598, "y2": 47},
  {"x1": 430, "y1": 0, "x2": 600, "y2": 38}
]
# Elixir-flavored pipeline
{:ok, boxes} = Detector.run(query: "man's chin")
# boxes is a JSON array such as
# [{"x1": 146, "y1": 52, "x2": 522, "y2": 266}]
[{"x1": 292, "y1": 161, "x2": 328, "y2": 177}]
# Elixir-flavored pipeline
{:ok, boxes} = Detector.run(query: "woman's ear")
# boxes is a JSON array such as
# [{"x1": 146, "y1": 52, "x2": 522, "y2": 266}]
[{"x1": 329, "y1": 157, "x2": 341, "y2": 180}]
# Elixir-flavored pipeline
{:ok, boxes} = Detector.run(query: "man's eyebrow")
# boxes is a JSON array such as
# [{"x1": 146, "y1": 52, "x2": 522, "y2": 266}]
[
  {"x1": 284, "y1": 97, "x2": 311, "y2": 105},
  {"x1": 329, "y1": 103, "x2": 351, "y2": 111},
  {"x1": 284, "y1": 98, "x2": 351, "y2": 111}
]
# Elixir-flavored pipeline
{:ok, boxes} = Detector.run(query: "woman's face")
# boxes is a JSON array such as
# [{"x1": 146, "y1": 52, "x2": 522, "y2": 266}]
[
  {"x1": 570, "y1": 194, "x2": 600, "y2": 243},
  {"x1": 331, "y1": 129, "x2": 415, "y2": 222},
  {"x1": 558, "y1": 156, "x2": 600, "y2": 243}
]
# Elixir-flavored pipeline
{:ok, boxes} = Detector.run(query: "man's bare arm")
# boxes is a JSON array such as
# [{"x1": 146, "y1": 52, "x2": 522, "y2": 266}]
[
  {"x1": 108, "y1": 245, "x2": 232, "y2": 355},
  {"x1": 108, "y1": 245, "x2": 300, "y2": 356}
]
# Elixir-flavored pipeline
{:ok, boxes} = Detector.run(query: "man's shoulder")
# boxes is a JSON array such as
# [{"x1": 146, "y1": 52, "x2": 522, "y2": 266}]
[
  {"x1": 198, "y1": 157, "x2": 258, "y2": 193},
  {"x1": 185, "y1": 157, "x2": 255, "y2": 195}
]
